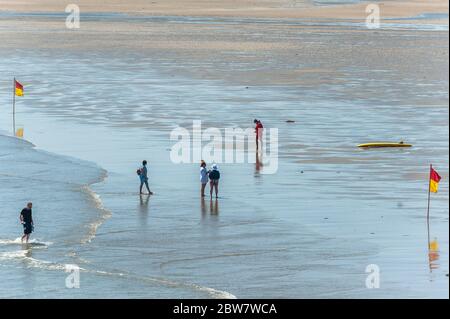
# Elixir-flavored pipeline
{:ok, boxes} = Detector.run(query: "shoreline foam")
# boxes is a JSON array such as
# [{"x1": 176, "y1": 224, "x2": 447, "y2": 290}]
[
  {"x1": 0, "y1": 133, "x2": 238, "y2": 299},
  {"x1": 0, "y1": 133, "x2": 109, "y2": 250}
]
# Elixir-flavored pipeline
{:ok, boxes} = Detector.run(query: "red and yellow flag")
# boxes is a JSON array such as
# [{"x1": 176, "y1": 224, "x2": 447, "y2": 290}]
[
  {"x1": 429, "y1": 167, "x2": 441, "y2": 193},
  {"x1": 15, "y1": 80, "x2": 24, "y2": 96}
]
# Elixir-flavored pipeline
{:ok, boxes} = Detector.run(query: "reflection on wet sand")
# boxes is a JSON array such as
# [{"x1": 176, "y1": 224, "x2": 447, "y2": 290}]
[
  {"x1": 428, "y1": 238, "x2": 440, "y2": 273},
  {"x1": 21, "y1": 246, "x2": 33, "y2": 259},
  {"x1": 20, "y1": 247, "x2": 36, "y2": 292},
  {"x1": 201, "y1": 197, "x2": 207, "y2": 217},
  {"x1": 255, "y1": 150, "x2": 262, "y2": 176},
  {"x1": 427, "y1": 209, "x2": 440, "y2": 274},
  {"x1": 201, "y1": 198, "x2": 220, "y2": 218},
  {"x1": 139, "y1": 194, "x2": 150, "y2": 225},
  {"x1": 210, "y1": 199, "x2": 219, "y2": 216}
]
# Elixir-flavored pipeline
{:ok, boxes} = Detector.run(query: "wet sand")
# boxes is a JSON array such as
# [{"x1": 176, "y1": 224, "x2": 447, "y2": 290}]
[{"x1": 1, "y1": 0, "x2": 448, "y2": 20}]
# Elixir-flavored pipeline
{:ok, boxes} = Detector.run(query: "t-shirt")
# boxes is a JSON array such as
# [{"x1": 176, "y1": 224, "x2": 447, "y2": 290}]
[
  {"x1": 200, "y1": 167, "x2": 209, "y2": 183},
  {"x1": 209, "y1": 170, "x2": 220, "y2": 180},
  {"x1": 21, "y1": 208, "x2": 33, "y2": 224},
  {"x1": 140, "y1": 166, "x2": 148, "y2": 180}
]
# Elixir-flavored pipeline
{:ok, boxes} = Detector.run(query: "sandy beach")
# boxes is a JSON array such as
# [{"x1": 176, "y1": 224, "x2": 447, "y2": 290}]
[
  {"x1": 0, "y1": 0, "x2": 448, "y2": 298},
  {"x1": 1, "y1": 0, "x2": 448, "y2": 20}
]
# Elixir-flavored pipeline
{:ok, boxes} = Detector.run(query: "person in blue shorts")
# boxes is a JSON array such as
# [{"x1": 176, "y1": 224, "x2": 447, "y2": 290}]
[{"x1": 138, "y1": 160, "x2": 153, "y2": 195}]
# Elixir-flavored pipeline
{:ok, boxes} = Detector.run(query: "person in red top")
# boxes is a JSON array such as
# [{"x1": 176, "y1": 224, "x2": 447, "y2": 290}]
[{"x1": 254, "y1": 119, "x2": 264, "y2": 150}]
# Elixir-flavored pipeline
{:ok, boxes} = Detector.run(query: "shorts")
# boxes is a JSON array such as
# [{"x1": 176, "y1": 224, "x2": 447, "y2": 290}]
[
  {"x1": 140, "y1": 176, "x2": 148, "y2": 183},
  {"x1": 23, "y1": 223, "x2": 33, "y2": 235}
]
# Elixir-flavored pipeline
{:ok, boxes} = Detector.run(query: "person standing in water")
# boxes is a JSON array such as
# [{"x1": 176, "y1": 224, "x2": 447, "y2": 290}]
[
  {"x1": 200, "y1": 160, "x2": 209, "y2": 197},
  {"x1": 209, "y1": 164, "x2": 220, "y2": 199},
  {"x1": 254, "y1": 119, "x2": 264, "y2": 150},
  {"x1": 20, "y1": 202, "x2": 33, "y2": 243},
  {"x1": 138, "y1": 160, "x2": 153, "y2": 195}
]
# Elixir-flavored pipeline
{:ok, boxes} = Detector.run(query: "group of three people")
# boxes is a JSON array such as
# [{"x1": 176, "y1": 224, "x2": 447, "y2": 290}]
[
  {"x1": 137, "y1": 159, "x2": 221, "y2": 198},
  {"x1": 137, "y1": 119, "x2": 263, "y2": 197},
  {"x1": 199, "y1": 118, "x2": 262, "y2": 198}
]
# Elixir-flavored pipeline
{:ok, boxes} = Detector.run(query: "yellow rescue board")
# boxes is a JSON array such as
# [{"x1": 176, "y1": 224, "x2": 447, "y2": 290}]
[{"x1": 358, "y1": 142, "x2": 412, "y2": 148}]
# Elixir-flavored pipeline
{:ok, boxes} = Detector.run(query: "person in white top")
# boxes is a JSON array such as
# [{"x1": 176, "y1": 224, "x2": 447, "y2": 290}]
[{"x1": 200, "y1": 160, "x2": 209, "y2": 197}]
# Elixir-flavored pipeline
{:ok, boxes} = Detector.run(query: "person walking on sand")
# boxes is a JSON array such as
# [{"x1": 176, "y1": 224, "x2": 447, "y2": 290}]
[
  {"x1": 20, "y1": 202, "x2": 34, "y2": 243},
  {"x1": 254, "y1": 119, "x2": 264, "y2": 150},
  {"x1": 138, "y1": 160, "x2": 153, "y2": 195},
  {"x1": 200, "y1": 160, "x2": 209, "y2": 197},
  {"x1": 209, "y1": 164, "x2": 220, "y2": 199}
]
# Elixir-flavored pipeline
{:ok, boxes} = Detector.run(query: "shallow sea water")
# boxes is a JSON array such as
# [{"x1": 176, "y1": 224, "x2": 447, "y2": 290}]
[{"x1": 0, "y1": 12, "x2": 448, "y2": 298}]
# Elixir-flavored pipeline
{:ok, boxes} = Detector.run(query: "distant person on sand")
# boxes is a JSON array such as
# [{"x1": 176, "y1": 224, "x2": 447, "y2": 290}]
[
  {"x1": 137, "y1": 160, "x2": 153, "y2": 195},
  {"x1": 209, "y1": 164, "x2": 220, "y2": 199},
  {"x1": 20, "y1": 202, "x2": 33, "y2": 243},
  {"x1": 200, "y1": 160, "x2": 209, "y2": 197},
  {"x1": 254, "y1": 119, "x2": 264, "y2": 150}
]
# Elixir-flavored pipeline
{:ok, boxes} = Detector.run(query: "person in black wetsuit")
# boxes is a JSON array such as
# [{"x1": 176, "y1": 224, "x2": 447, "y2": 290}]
[{"x1": 20, "y1": 202, "x2": 34, "y2": 243}]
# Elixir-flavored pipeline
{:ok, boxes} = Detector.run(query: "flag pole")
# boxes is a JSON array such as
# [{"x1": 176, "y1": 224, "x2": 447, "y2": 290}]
[
  {"x1": 426, "y1": 164, "x2": 432, "y2": 250},
  {"x1": 12, "y1": 77, "x2": 16, "y2": 136}
]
